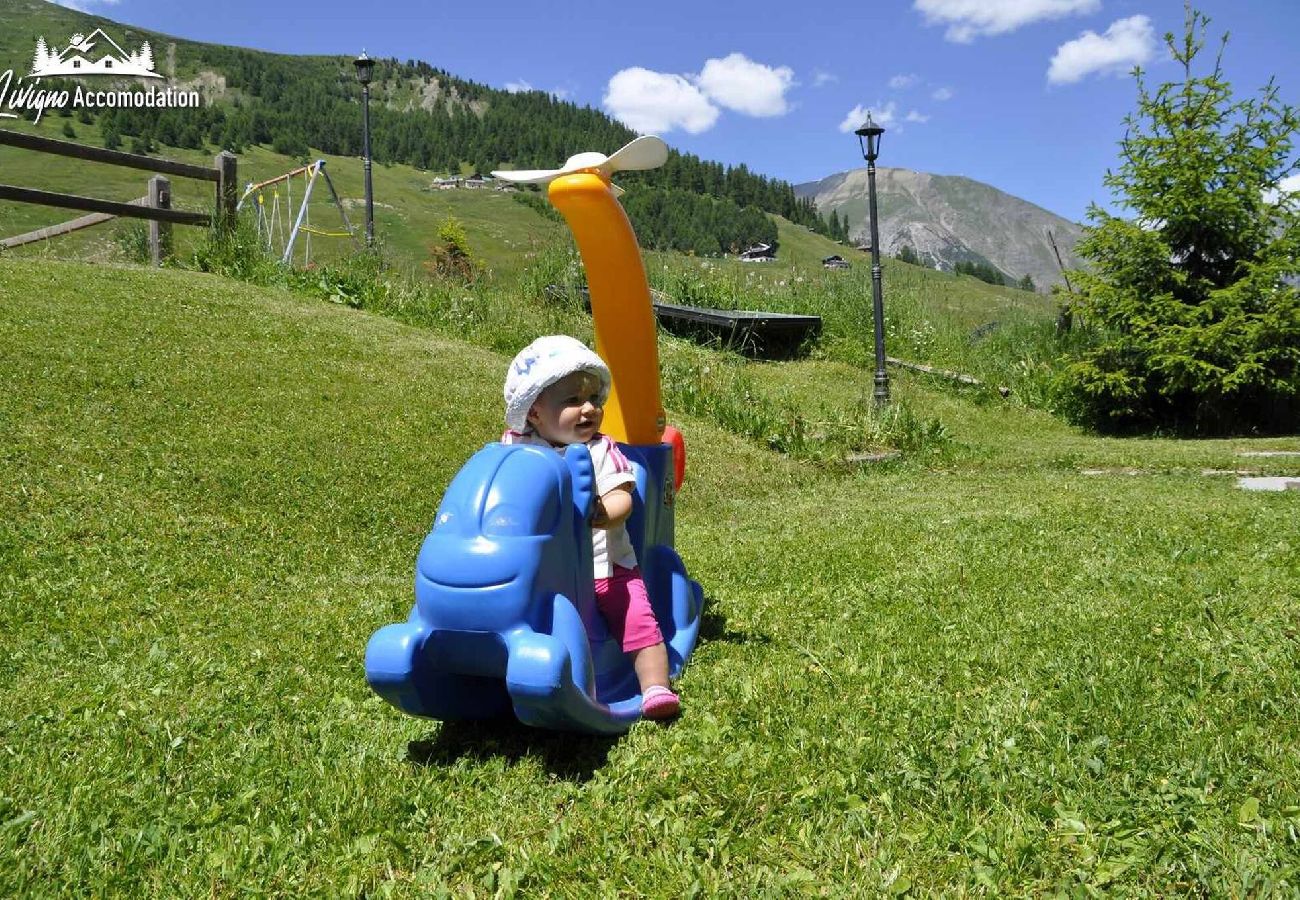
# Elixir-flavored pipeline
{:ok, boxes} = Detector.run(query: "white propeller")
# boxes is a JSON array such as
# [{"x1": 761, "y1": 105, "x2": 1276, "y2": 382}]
[{"x1": 491, "y1": 136, "x2": 668, "y2": 197}]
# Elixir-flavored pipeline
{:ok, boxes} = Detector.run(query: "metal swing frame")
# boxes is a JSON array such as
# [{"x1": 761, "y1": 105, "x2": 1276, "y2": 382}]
[{"x1": 237, "y1": 160, "x2": 360, "y2": 264}]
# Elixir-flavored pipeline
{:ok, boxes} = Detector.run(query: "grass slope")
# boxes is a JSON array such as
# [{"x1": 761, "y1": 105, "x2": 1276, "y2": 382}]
[
  {"x1": 2, "y1": 258, "x2": 1299, "y2": 895},
  {"x1": 1, "y1": 112, "x2": 1041, "y2": 318},
  {"x1": 0, "y1": 116, "x2": 565, "y2": 278}
]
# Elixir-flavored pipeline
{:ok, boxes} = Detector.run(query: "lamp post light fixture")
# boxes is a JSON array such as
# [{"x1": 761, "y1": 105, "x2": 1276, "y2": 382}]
[
  {"x1": 354, "y1": 50, "x2": 376, "y2": 247},
  {"x1": 855, "y1": 112, "x2": 890, "y2": 404}
]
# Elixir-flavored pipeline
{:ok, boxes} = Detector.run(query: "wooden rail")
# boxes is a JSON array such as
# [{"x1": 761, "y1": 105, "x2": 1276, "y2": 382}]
[
  {"x1": 0, "y1": 185, "x2": 209, "y2": 226},
  {"x1": 0, "y1": 128, "x2": 236, "y2": 264},
  {"x1": 0, "y1": 130, "x2": 219, "y2": 182},
  {"x1": 885, "y1": 356, "x2": 983, "y2": 386},
  {"x1": 0, "y1": 199, "x2": 146, "y2": 250}
]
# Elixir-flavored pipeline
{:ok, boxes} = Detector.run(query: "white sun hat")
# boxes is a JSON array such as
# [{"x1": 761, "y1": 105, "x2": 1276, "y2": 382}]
[{"x1": 504, "y1": 335, "x2": 611, "y2": 432}]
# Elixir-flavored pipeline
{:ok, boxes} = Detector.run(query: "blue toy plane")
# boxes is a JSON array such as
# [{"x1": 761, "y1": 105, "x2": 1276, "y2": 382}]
[{"x1": 365, "y1": 440, "x2": 702, "y2": 734}]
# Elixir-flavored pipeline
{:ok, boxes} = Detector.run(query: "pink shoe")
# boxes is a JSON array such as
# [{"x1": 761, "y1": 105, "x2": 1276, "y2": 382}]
[{"x1": 641, "y1": 685, "x2": 680, "y2": 720}]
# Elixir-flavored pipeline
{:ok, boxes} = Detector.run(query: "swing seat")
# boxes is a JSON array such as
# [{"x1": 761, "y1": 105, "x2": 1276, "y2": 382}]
[{"x1": 364, "y1": 441, "x2": 703, "y2": 734}]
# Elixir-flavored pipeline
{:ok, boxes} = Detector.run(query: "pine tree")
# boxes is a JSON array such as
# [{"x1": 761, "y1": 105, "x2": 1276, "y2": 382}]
[
  {"x1": 1062, "y1": 4, "x2": 1300, "y2": 433},
  {"x1": 137, "y1": 42, "x2": 154, "y2": 73},
  {"x1": 32, "y1": 36, "x2": 48, "y2": 74}
]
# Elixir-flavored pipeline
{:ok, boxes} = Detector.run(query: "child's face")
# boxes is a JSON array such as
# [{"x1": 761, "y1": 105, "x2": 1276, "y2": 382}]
[{"x1": 528, "y1": 371, "x2": 604, "y2": 445}]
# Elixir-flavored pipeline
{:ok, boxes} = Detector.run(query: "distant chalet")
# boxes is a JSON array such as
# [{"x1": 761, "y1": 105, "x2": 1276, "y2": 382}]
[
  {"x1": 738, "y1": 242, "x2": 776, "y2": 262},
  {"x1": 431, "y1": 174, "x2": 513, "y2": 192}
]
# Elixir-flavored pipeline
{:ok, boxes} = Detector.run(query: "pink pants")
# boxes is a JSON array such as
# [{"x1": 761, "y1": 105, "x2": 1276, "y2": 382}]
[{"x1": 593, "y1": 565, "x2": 664, "y2": 653}]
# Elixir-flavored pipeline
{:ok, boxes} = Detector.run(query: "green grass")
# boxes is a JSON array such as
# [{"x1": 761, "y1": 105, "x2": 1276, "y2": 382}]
[
  {"x1": 643, "y1": 241, "x2": 1071, "y2": 412},
  {"x1": 2, "y1": 112, "x2": 1075, "y2": 421},
  {"x1": 0, "y1": 116, "x2": 565, "y2": 278},
  {"x1": 3, "y1": 257, "x2": 1299, "y2": 896}
]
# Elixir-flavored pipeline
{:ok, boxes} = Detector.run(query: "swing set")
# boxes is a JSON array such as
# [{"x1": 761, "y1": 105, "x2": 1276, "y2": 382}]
[{"x1": 236, "y1": 160, "x2": 360, "y2": 266}]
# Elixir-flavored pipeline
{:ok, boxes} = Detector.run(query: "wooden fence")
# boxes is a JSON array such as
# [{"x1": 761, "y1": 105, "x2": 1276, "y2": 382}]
[{"x1": 0, "y1": 129, "x2": 236, "y2": 264}]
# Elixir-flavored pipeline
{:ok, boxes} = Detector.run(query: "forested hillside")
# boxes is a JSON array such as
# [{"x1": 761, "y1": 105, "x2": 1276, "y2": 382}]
[{"x1": 1, "y1": 0, "x2": 828, "y2": 255}]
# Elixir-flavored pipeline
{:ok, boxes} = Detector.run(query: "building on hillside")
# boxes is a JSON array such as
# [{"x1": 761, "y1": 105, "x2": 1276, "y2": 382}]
[
  {"x1": 822, "y1": 255, "x2": 851, "y2": 270},
  {"x1": 431, "y1": 176, "x2": 461, "y2": 190},
  {"x1": 738, "y1": 242, "x2": 776, "y2": 262}
]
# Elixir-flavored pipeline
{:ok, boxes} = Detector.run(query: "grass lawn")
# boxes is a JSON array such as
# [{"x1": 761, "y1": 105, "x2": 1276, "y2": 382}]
[{"x1": 2, "y1": 258, "x2": 1299, "y2": 896}]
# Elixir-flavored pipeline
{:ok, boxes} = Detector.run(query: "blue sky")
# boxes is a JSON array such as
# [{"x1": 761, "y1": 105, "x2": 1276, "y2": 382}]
[{"x1": 46, "y1": 0, "x2": 1300, "y2": 222}]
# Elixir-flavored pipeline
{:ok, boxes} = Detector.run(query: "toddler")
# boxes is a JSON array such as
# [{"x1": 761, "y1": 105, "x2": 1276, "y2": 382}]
[{"x1": 502, "y1": 335, "x2": 680, "y2": 720}]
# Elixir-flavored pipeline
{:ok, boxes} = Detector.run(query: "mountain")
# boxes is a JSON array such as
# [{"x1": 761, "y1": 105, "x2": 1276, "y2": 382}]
[{"x1": 795, "y1": 168, "x2": 1085, "y2": 290}]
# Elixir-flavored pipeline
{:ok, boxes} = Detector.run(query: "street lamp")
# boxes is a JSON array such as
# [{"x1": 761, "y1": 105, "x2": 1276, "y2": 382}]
[
  {"x1": 353, "y1": 50, "x2": 376, "y2": 247},
  {"x1": 855, "y1": 112, "x2": 889, "y2": 404}
]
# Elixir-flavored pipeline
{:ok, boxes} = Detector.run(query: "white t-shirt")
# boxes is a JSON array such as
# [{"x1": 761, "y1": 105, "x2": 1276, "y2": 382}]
[{"x1": 501, "y1": 431, "x2": 638, "y2": 578}]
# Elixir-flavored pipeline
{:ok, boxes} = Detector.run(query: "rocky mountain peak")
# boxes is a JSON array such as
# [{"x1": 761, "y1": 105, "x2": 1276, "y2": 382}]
[{"x1": 796, "y1": 167, "x2": 1085, "y2": 290}]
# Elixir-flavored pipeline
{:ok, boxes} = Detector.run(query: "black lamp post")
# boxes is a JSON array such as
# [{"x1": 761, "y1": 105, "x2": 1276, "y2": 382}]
[
  {"x1": 855, "y1": 112, "x2": 890, "y2": 404},
  {"x1": 354, "y1": 50, "x2": 376, "y2": 247}
]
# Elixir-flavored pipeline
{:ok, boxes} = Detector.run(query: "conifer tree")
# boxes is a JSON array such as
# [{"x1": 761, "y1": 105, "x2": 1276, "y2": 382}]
[
  {"x1": 1062, "y1": 4, "x2": 1300, "y2": 433},
  {"x1": 32, "y1": 36, "x2": 48, "y2": 74}
]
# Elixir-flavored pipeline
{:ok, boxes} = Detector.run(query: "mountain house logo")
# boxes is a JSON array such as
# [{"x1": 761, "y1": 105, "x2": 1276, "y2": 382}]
[
  {"x1": 1, "y1": 28, "x2": 200, "y2": 123},
  {"x1": 31, "y1": 29, "x2": 161, "y2": 79}
]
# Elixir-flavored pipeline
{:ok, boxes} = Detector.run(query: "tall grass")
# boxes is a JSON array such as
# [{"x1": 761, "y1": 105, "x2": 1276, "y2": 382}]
[
  {"x1": 184, "y1": 228, "x2": 954, "y2": 459},
  {"x1": 646, "y1": 252, "x2": 1103, "y2": 409},
  {"x1": 188, "y1": 223, "x2": 591, "y2": 356},
  {"x1": 660, "y1": 351, "x2": 951, "y2": 462}
]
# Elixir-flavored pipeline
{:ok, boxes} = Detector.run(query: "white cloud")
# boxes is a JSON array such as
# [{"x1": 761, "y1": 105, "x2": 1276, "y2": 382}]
[
  {"x1": 889, "y1": 73, "x2": 920, "y2": 90},
  {"x1": 812, "y1": 69, "x2": 838, "y2": 87},
  {"x1": 915, "y1": 0, "x2": 1099, "y2": 43},
  {"x1": 839, "y1": 101, "x2": 897, "y2": 134},
  {"x1": 932, "y1": 86, "x2": 954, "y2": 101},
  {"x1": 1264, "y1": 173, "x2": 1300, "y2": 205},
  {"x1": 603, "y1": 67, "x2": 719, "y2": 134},
  {"x1": 695, "y1": 53, "x2": 795, "y2": 117},
  {"x1": 603, "y1": 53, "x2": 797, "y2": 133},
  {"x1": 905, "y1": 110, "x2": 931, "y2": 123},
  {"x1": 1048, "y1": 15, "x2": 1155, "y2": 85}
]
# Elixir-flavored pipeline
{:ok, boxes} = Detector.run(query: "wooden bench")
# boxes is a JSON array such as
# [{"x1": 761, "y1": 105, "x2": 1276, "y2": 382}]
[
  {"x1": 648, "y1": 299, "x2": 822, "y2": 360},
  {"x1": 558, "y1": 286, "x2": 822, "y2": 360}
]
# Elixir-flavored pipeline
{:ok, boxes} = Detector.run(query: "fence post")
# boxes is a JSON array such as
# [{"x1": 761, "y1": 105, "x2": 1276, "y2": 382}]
[
  {"x1": 216, "y1": 151, "x2": 238, "y2": 233},
  {"x1": 148, "y1": 174, "x2": 172, "y2": 266}
]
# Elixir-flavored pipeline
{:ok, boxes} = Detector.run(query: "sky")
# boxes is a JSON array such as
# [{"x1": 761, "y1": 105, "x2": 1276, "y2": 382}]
[{"x1": 40, "y1": 0, "x2": 1300, "y2": 223}]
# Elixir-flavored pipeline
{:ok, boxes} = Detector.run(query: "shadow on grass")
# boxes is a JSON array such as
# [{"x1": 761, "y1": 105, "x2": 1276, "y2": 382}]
[
  {"x1": 698, "y1": 596, "x2": 770, "y2": 647},
  {"x1": 407, "y1": 718, "x2": 619, "y2": 782},
  {"x1": 403, "y1": 599, "x2": 750, "y2": 780}
]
